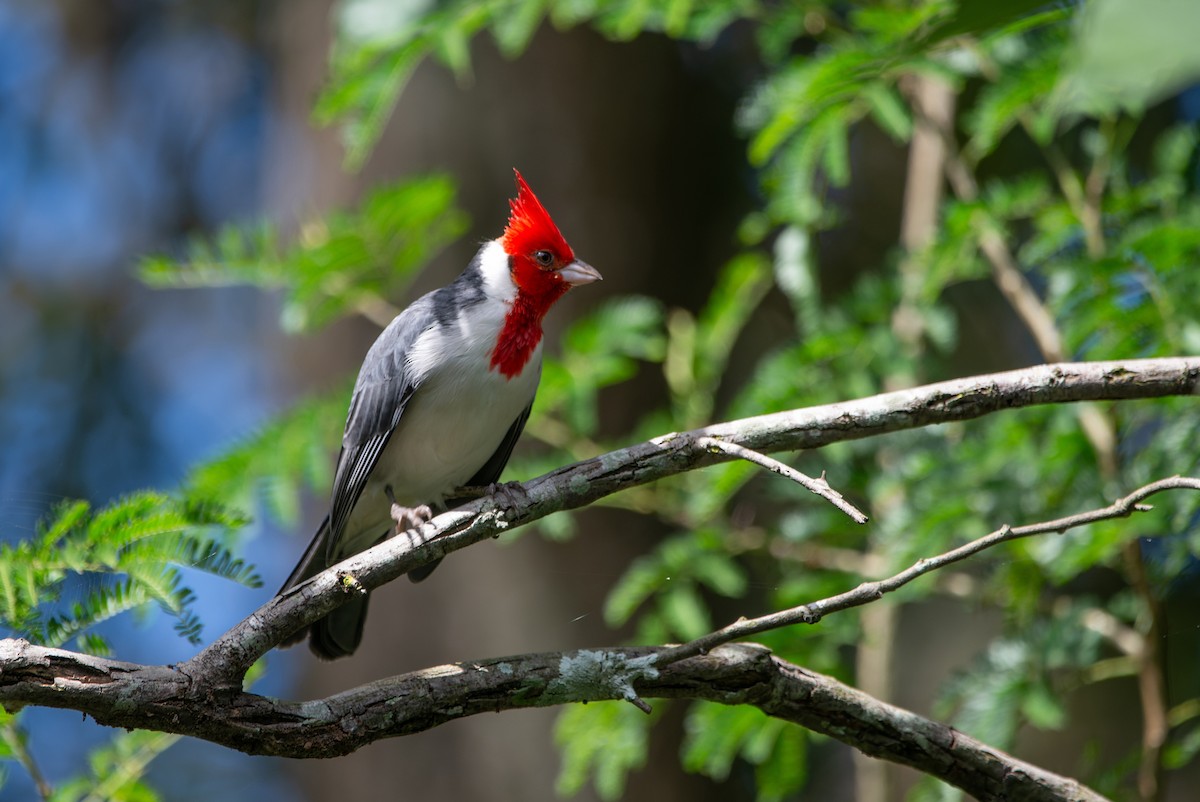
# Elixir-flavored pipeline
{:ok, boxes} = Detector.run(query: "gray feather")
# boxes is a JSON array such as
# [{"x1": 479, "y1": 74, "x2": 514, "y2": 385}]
[{"x1": 325, "y1": 299, "x2": 438, "y2": 554}]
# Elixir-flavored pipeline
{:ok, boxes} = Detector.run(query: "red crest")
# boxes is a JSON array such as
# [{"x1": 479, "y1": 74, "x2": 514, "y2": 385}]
[{"x1": 500, "y1": 170, "x2": 574, "y2": 263}]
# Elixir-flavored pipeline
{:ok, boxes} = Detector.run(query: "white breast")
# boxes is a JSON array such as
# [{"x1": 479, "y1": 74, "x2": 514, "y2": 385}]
[{"x1": 375, "y1": 322, "x2": 541, "y2": 506}]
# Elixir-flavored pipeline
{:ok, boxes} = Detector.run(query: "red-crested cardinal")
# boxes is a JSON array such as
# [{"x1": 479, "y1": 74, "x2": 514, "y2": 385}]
[{"x1": 280, "y1": 170, "x2": 601, "y2": 659}]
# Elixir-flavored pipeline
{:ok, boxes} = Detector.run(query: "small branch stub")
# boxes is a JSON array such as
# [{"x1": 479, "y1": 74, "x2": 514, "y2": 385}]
[{"x1": 696, "y1": 436, "x2": 869, "y2": 524}]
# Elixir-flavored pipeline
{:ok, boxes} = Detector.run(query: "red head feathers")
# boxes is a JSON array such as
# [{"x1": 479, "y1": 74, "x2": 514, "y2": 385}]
[
  {"x1": 489, "y1": 170, "x2": 583, "y2": 379},
  {"x1": 500, "y1": 170, "x2": 574, "y2": 263}
]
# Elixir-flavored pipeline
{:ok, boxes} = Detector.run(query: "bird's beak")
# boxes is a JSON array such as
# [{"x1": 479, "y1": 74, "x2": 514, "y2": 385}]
[{"x1": 558, "y1": 259, "x2": 603, "y2": 286}]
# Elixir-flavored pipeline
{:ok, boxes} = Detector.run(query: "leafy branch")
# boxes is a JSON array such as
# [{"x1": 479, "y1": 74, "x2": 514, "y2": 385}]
[
  {"x1": 140, "y1": 175, "x2": 467, "y2": 332},
  {"x1": 651, "y1": 475, "x2": 1200, "y2": 668},
  {"x1": 0, "y1": 359, "x2": 1196, "y2": 802}
]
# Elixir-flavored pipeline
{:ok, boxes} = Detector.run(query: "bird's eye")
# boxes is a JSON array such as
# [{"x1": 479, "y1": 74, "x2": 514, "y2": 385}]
[{"x1": 534, "y1": 250, "x2": 554, "y2": 267}]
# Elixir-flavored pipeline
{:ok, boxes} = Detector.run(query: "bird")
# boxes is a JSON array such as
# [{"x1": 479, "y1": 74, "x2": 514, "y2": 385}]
[{"x1": 278, "y1": 169, "x2": 601, "y2": 659}]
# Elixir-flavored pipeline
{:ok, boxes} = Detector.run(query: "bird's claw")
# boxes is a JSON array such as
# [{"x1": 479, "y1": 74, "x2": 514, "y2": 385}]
[
  {"x1": 390, "y1": 503, "x2": 433, "y2": 533},
  {"x1": 494, "y1": 481, "x2": 528, "y2": 513}
]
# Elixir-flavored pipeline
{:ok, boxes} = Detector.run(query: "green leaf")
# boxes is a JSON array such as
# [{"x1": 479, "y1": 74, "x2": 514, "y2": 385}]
[
  {"x1": 0, "y1": 492, "x2": 251, "y2": 650},
  {"x1": 1165, "y1": 720, "x2": 1200, "y2": 770},
  {"x1": 663, "y1": 0, "x2": 695, "y2": 38},
  {"x1": 965, "y1": 35, "x2": 1063, "y2": 159},
  {"x1": 682, "y1": 703, "x2": 809, "y2": 801},
  {"x1": 771, "y1": 226, "x2": 818, "y2": 328},
  {"x1": 53, "y1": 728, "x2": 179, "y2": 802},
  {"x1": 694, "y1": 253, "x2": 772, "y2": 394},
  {"x1": 691, "y1": 552, "x2": 747, "y2": 598},
  {"x1": 174, "y1": 539, "x2": 262, "y2": 588},
  {"x1": 862, "y1": 82, "x2": 913, "y2": 143},
  {"x1": 682, "y1": 702, "x2": 765, "y2": 780},
  {"x1": 1020, "y1": 682, "x2": 1067, "y2": 730},
  {"x1": 537, "y1": 295, "x2": 665, "y2": 438},
  {"x1": 0, "y1": 707, "x2": 18, "y2": 761},
  {"x1": 659, "y1": 583, "x2": 711, "y2": 641},
  {"x1": 754, "y1": 723, "x2": 808, "y2": 802},
  {"x1": 937, "y1": 612, "x2": 1106, "y2": 747},
  {"x1": 491, "y1": 0, "x2": 549, "y2": 56},
  {"x1": 555, "y1": 701, "x2": 651, "y2": 800},
  {"x1": 40, "y1": 500, "x2": 91, "y2": 547},
  {"x1": 1152, "y1": 123, "x2": 1200, "y2": 179},
  {"x1": 317, "y1": 34, "x2": 426, "y2": 170},
  {"x1": 852, "y1": 2, "x2": 952, "y2": 44},
  {"x1": 43, "y1": 580, "x2": 152, "y2": 650},
  {"x1": 186, "y1": 389, "x2": 346, "y2": 527},
  {"x1": 926, "y1": 0, "x2": 1061, "y2": 43},
  {"x1": 908, "y1": 775, "x2": 968, "y2": 802},
  {"x1": 821, "y1": 110, "x2": 851, "y2": 185},
  {"x1": 604, "y1": 556, "x2": 667, "y2": 627}
]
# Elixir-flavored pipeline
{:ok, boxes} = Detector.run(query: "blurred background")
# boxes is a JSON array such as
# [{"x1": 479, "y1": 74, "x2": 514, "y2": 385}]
[
  {"x1": 0, "y1": 2, "x2": 748, "y2": 799},
  {"x1": 1, "y1": 1, "x2": 1199, "y2": 801}
]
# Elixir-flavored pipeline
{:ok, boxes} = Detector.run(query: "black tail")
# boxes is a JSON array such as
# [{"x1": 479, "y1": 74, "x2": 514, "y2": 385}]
[
  {"x1": 308, "y1": 593, "x2": 370, "y2": 660},
  {"x1": 277, "y1": 516, "x2": 371, "y2": 660}
]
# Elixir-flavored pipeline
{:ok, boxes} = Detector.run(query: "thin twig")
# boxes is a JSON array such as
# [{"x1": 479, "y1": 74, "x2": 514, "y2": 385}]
[
  {"x1": 652, "y1": 476, "x2": 1200, "y2": 667},
  {"x1": 696, "y1": 436, "x2": 868, "y2": 523},
  {"x1": 0, "y1": 720, "x2": 52, "y2": 801},
  {"x1": 776, "y1": 540, "x2": 1142, "y2": 658}
]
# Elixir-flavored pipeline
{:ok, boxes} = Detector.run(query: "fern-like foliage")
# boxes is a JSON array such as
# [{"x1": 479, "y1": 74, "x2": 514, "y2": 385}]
[
  {"x1": 0, "y1": 493, "x2": 256, "y2": 652},
  {"x1": 50, "y1": 728, "x2": 180, "y2": 802},
  {"x1": 139, "y1": 174, "x2": 468, "y2": 332}
]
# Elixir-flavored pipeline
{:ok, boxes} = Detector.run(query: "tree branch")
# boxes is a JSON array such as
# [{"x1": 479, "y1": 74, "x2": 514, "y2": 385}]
[
  {"x1": 0, "y1": 359, "x2": 1196, "y2": 801},
  {"x1": 0, "y1": 640, "x2": 1106, "y2": 801},
  {"x1": 183, "y1": 357, "x2": 1200, "y2": 685}
]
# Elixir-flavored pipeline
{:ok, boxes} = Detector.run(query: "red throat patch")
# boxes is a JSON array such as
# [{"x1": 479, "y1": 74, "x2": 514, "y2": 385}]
[
  {"x1": 490, "y1": 170, "x2": 575, "y2": 379},
  {"x1": 490, "y1": 292, "x2": 556, "y2": 379}
]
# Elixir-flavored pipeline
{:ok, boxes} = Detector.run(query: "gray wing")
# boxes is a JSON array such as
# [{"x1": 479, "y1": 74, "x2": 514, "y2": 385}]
[{"x1": 325, "y1": 298, "x2": 438, "y2": 560}]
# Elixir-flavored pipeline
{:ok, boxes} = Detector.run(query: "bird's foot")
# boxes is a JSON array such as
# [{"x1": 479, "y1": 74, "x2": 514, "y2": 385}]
[
  {"x1": 385, "y1": 485, "x2": 433, "y2": 533},
  {"x1": 452, "y1": 480, "x2": 529, "y2": 513},
  {"x1": 391, "y1": 503, "x2": 433, "y2": 533}
]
